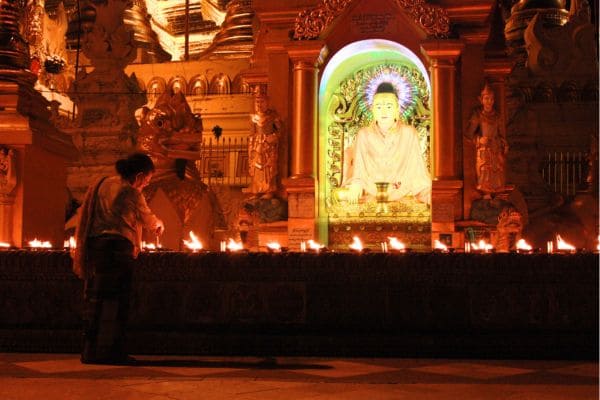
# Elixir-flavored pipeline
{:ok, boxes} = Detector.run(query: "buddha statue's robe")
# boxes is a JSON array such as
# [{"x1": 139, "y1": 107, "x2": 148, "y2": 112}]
[{"x1": 344, "y1": 122, "x2": 431, "y2": 204}]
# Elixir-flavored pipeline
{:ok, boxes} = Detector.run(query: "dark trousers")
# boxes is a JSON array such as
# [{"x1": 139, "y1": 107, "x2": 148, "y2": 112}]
[{"x1": 82, "y1": 235, "x2": 134, "y2": 362}]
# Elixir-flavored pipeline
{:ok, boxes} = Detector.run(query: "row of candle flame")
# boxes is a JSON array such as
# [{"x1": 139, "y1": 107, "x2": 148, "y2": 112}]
[{"x1": 0, "y1": 233, "x2": 593, "y2": 253}]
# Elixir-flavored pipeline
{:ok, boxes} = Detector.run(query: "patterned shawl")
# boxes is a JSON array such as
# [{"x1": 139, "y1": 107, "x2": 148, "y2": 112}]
[{"x1": 71, "y1": 177, "x2": 107, "y2": 280}]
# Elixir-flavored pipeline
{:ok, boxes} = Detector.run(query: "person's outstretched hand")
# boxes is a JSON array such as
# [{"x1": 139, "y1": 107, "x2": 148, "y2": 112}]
[{"x1": 155, "y1": 219, "x2": 165, "y2": 236}]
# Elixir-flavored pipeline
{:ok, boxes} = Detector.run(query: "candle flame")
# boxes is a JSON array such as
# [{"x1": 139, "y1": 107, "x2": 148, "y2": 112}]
[
  {"x1": 62, "y1": 236, "x2": 77, "y2": 249},
  {"x1": 307, "y1": 239, "x2": 325, "y2": 251},
  {"x1": 183, "y1": 231, "x2": 203, "y2": 251},
  {"x1": 266, "y1": 241, "x2": 281, "y2": 252},
  {"x1": 388, "y1": 237, "x2": 406, "y2": 251},
  {"x1": 471, "y1": 239, "x2": 493, "y2": 252},
  {"x1": 0, "y1": 242, "x2": 10, "y2": 248},
  {"x1": 516, "y1": 239, "x2": 532, "y2": 251},
  {"x1": 142, "y1": 241, "x2": 157, "y2": 250},
  {"x1": 28, "y1": 238, "x2": 52, "y2": 248},
  {"x1": 349, "y1": 236, "x2": 363, "y2": 252},
  {"x1": 597, "y1": 236, "x2": 600, "y2": 252},
  {"x1": 556, "y1": 234, "x2": 575, "y2": 251},
  {"x1": 227, "y1": 238, "x2": 244, "y2": 251},
  {"x1": 434, "y1": 239, "x2": 448, "y2": 252}
]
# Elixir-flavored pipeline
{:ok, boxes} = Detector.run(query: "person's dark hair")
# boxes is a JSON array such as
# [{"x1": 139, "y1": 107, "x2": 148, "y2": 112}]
[
  {"x1": 115, "y1": 153, "x2": 155, "y2": 183},
  {"x1": 375, "y1": 82, "x2": 397, "y2": 97}
]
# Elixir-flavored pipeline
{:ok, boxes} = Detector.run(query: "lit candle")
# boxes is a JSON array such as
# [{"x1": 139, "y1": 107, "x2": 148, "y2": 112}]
[
  {"x1": 388, "y1": 237, "x2": 406, "y2": 252},
  {"x1": 307, "y1": 239, "x2": 325, "y2": 252},
  {"x1": 349, "y1": 236, "x2": 363, "y2": 252},
  {"x1": 556, "y1": 234, "x2": 575, "y2": 253},
  {"x1": 28, "y1": 238, "x2": 52, "y2": 249},
  {"x1": 226, "y1": 238, "x2": 244, "y2": 252},
  {"x1": 515, "y1": 238, "x2": 533, "y2": 252},
  {"x1": 183, "y1": 231, "x2": 203, "y2": 252},
  {"x1": 433, "y1": 239, "x2": 448, "y2": 252},
  {"x1": 266, "y1": 241, "x2": 282, "y2": 252}
]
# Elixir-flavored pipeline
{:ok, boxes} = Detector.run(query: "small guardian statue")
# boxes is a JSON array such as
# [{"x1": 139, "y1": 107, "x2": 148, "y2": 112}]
[
  {"x1": 466, "y1": 84, "x2": 509, "y2": 199},
  {"x1": 247, "y1": 91, "x2": 281, "y2": 199}
]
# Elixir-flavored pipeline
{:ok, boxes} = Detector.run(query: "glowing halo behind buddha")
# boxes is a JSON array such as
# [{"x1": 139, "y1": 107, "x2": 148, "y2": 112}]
[
  {"x1": 362, "y1": 68, "x2": 417, "y2": 122},
  {"x1": 317, "y1": 39, "x2": 432, "y2": 248}
]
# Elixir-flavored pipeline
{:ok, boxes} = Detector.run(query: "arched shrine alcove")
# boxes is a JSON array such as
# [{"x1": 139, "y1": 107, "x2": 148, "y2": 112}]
[{"x1": 318, "y1": 39, "x2": 432, "y2": 249}]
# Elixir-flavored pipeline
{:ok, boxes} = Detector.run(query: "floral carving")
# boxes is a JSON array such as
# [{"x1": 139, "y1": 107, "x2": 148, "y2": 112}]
[{"x1": 293, "y1": 0, "x2": 450, "y2": 40}]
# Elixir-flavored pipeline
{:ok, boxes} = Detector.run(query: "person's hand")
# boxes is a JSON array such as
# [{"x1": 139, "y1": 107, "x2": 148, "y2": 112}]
[
  {"x1": 155, "y1": 219, "x2": 165, "y2": 236},
  {"x1": 347, "y1": 184, "x2": 362, "y2": 204}
]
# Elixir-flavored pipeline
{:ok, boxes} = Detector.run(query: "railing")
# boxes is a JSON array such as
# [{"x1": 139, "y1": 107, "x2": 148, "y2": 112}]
[
  {"x1": 540, "y1": 151, "x2": 588, "y2": 198},
  {"x1": 198, "y1": 137, "x2": 251, "y2": 187}
]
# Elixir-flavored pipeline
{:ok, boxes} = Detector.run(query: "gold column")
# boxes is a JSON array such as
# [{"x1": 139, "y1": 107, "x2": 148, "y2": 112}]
[
  {"x1": 286, "y1": 42, "x2": 325, "y2": 179},
  {"x1": 421, "y1": 40, "x2": 465, "y2": 247},
  {"x1": 421, "y1": 41, "x2": 464, "y2": 179},
  {"x1": 284, "y1": 41, "x2": 326, "y2": 249}
]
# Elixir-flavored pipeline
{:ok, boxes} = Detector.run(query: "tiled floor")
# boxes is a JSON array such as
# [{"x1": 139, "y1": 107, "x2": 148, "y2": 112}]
[{"x1": 0, "y1": 353, "x2": 597, "y2": 399}]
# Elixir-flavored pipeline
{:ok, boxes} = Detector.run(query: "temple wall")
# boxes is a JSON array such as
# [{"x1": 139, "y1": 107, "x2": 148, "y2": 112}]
[{"x1": 0, "y1": 250, "x2": 597, "y2": 358}]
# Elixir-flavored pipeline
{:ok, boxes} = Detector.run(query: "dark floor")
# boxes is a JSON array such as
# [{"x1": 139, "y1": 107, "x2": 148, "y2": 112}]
[{"x1": 0, "y1": 353, "x2": 597, "y2": 399}]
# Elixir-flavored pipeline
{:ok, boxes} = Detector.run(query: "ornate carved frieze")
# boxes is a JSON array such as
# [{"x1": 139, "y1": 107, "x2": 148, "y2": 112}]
[{"x1": 293, "y1": 0, "x2": 450, "y2": 40}]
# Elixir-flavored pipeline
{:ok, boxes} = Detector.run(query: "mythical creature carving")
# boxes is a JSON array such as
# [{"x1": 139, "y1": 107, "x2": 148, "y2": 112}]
[
  {"x1": 293, "y1": 0, "x2": 450, "y2": 40},
  {"x1": 138, "y1": 88, "x2": 203, "y2": 160},
  {"x1": 524, "y1": 0, "x2": 597, "y2": 78},
  {"x1": 496, "y1": 207, "x2": 523, "y2": 252}
]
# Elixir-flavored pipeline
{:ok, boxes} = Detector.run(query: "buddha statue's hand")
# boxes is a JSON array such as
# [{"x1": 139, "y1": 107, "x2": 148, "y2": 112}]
[{"x1": 347, "y1": 184, "x2": 362, "y2": 204}]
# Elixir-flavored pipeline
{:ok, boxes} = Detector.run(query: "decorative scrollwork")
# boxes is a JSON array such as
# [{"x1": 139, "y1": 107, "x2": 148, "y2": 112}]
[{"x1": 293, "y1": 0, "x2": 450, "y2": 40}]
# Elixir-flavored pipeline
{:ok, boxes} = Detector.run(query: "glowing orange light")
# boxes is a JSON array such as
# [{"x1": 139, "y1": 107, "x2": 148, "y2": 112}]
[
  {"x1": 28, "y1": 238, "x2": 52, "y2": 248},
  {"x1": 307, "y1": 239, "x2": 325, "y2": 251},
  {"x1": 0, "y1": 242, "x2": 10, "y2": 248},
  {"x1": 471, "y1": 239, "x2": 493, "y2": 253},
  {"x1": 516, "y1": 239, "x2": 532, "y2": 251},
  {"x1": 226, "y1": 238, "x2": 244, "y2": 251},
  {"x1": 349, "y1": 236, "x2": 363, "y2": 252},
  {"x1": 266, "y1": 241, "x2": 281, "y2": 252},
  {"x1": 596, "y1": 236, "x2": 600, "y2": 252},
  {"x1": 63, "y1": 236, "x2": 76, "y2": 249},
  {"x1": 183, "y1": 231, "x2": 203, "y2": 251},
  {"x1": 142, "y1": 241, "x2": 157, "y2": 251},
  {"x1": 556, "y1": 234, "x2": 575, "y2": 251},
  {"x1": 388, "y1": 237, "x2": 406, "y2": 251},
  {"x1": 433, "y1": 239, "x2": 449, "y2": 252}
]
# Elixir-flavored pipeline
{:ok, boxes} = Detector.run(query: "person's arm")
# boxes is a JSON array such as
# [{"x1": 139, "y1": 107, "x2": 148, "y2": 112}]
[{"x1": 133, "y1": 190, "x2": 164, "y2": 235}]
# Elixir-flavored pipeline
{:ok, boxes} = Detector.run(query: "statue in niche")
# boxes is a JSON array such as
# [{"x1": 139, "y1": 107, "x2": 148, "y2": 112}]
[
  {"x1": 247, "y1": 91, "x2": 281, "y2": 199},
  {"x1": 466, "y1": 84, "x2": 509, "y2": 199},
  {"x1": 0, "y1": 148, "x2": 17, "y2": 197},
  {"x1": 339, "y1": 82, "x2": 431, "y2": 205}
]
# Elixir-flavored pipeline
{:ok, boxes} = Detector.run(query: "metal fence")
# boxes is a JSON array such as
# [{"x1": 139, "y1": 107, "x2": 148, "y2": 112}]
[
  {"x1": 198, "y1": 136, "x2": 251, "y2": 187},
  {"x1": 540, "y1": 151, "x2": 588, "y2": 198}
]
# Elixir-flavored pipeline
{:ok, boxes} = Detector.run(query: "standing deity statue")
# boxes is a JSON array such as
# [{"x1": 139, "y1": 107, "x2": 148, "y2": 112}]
[
  {"x1": 248, "y1": 92, "x2": 281, "y2": 199},
  {"x1": 466, "y1": 84, "x2": 509, "y2": 198}
]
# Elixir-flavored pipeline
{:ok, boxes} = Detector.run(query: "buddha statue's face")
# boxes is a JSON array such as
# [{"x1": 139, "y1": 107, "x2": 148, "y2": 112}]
[{"x1": 372, "y1": 92, "x2": 399, "y2": 132}]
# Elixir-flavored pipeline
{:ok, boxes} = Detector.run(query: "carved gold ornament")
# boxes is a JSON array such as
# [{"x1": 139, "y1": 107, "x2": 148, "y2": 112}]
[{"x1": 293, "y1": 0, "x2": 450, "y2": 40}]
